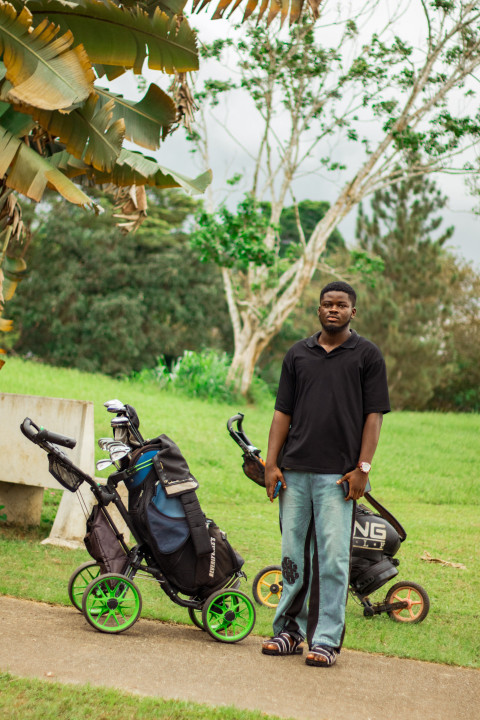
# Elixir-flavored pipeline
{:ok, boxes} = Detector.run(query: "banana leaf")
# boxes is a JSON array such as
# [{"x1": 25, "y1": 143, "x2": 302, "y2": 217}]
[
  {"x1": 0, "y1": 99, "x2": 36, "y2": 136},
  {"x1": 192, "y1": 0, "x2": 319, "y2": 24},
  {"x1": 0, "y1": 124, "x2": 96, "y2": 206},
  {"x1": 0, "y1": 2, "x2": 94, "y2": 110},
  {"x1": 27, "y1": 0, "x2": 199, "y2": 74},
  {"x1": 119, "y1": 0, "x2": 189, "y2": 15},
  {"x1": 95, "y1": 83, "x2": 176, "y2": 150},
  {"x1": 50, "y1": 147, "x2": 212, "y2": 194},
  {"x1": 2, "y1": 255, "x2": 27, "y2": 302},
  {"x1": 29, "y1": 94, "x2": 125, "y2": 172}
]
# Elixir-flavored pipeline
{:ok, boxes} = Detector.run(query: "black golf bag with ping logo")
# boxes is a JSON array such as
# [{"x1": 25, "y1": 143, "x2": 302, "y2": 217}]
[{"x1": 349, "y1": 502, "x2": 403, "y2": 595}]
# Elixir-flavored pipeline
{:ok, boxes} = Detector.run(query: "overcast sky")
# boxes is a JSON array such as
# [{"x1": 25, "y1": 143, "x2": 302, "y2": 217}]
[{"x1": 111, "y1": 3, "x2": 480, "y2": 266}]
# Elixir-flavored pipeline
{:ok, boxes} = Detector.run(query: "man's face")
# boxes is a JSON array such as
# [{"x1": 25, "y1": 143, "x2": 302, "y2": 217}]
[{"x1": 318, "y1": 291, "x2": 356, "y2": 334}]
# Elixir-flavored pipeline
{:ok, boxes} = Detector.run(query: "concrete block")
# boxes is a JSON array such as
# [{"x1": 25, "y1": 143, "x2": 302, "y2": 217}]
[
  {"x1": 1, "y1": 393, "x2": 95, "y2": 489},
  {"x1": 1, "y1": 393, "x2": 95, "y2": 546},
  {"x1": 0, "y1": 481, "x2": 44, "y2": 526},
  {"x1": 41, "y1": 484, "x2": 94, "y2": 549}
]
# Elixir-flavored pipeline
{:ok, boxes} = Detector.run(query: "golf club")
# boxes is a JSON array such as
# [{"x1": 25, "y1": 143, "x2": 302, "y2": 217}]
[
  {"x1": 104, "y1": 399, "x2": 126, "y2": 413},
  {"x1": 96, "y1": 458, "x2": 114, "y2": 472}
]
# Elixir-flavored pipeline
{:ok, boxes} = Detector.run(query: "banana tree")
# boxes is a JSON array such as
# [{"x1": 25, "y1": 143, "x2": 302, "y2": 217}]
[{"x1": 0, "y1": 0, "x2": 213, "y2": 366}]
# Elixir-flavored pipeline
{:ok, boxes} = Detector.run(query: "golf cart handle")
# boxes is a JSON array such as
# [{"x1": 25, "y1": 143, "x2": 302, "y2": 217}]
[
  {"x1": 227, "y1": 413, "x2": 245, "y2": 434},
  {"x1": 227, "y1": 412, "x2": 261, "y2": 455},
  {"x1": 20, "y1": 417, "x2": 77, "y2": 449}
]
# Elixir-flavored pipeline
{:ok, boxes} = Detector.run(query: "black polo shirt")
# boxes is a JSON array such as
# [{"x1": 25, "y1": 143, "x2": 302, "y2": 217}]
[{"x1": 275, "y1": 329, "x2": 390, "y2": 474}]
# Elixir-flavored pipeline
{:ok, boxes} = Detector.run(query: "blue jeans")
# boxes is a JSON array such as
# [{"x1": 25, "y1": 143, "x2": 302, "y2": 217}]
[{"x1": 272, "y1": 471, "x2": 354, "y2": 649}]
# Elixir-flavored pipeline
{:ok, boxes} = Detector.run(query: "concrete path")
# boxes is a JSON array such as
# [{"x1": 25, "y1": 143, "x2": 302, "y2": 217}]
[{"x1": 1, "y1": 595, "x2": 479, "y2": 720}]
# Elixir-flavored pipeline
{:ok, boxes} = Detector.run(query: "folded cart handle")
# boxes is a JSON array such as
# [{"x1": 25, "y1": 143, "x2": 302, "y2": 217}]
[
  {"x1": 227, "y1": 413, "x2": 266, "y2": 487},
  {"x1": 20, "y1": 417, "x2": 77, "y2": 449},
  {"x1": 227, "y1": 413, "x2": 259, "y2": 453}
]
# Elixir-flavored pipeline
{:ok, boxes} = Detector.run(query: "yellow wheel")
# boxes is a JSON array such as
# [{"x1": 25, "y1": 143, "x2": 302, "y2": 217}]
[
  {"x1": 386, "y1": 581, "x2": 430, "y2": 623},
  {"x1": 252, "y1": 565, "x2": 283, "y2": 608}
]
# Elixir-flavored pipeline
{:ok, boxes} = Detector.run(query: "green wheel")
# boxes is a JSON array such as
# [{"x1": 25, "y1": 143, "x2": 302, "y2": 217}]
[
  {"x1": 252, "y1": 565, "x2": 283, "y2": 608},
  {"x1": 82, "y1": 573, "x2": 142, "y2": 634},
  {"x1": 202, "y1": 589, "x2": 256, "y2": 643},
  {"x1": 68, "y1": 561, "x2": 102, "y2": 611}
]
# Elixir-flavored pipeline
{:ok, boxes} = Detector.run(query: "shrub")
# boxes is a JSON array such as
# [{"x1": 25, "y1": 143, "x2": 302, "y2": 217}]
[{"x1": 135, "y1": 350, "x2": 273, "y2": 404}]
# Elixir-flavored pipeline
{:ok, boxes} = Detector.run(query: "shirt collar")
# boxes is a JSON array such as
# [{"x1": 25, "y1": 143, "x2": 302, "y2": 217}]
[{"x1": 306, "y1": 329, "x2": 359, "y2": 349}]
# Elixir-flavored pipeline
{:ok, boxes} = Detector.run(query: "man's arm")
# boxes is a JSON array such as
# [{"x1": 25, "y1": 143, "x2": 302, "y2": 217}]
[
  {"x1": 265, "y1": 410, "x2": 291, "y2": 502},
  {"x1": 337, "y1": 412, "x2": 384, "y2": 501}
]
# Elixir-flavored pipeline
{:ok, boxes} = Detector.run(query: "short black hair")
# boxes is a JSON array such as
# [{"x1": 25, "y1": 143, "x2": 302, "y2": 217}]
[{"x1": 320, "y1": 281, "x2": 356, "y2": 306}]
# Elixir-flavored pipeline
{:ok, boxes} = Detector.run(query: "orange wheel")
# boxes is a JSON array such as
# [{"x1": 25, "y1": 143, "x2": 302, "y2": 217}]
[
  {"x1": 385, "y1": 581, "x2": 430, "y2": 623},
  {"x1": 252, "y1": 565, "x2": 283, "y2": 608}
]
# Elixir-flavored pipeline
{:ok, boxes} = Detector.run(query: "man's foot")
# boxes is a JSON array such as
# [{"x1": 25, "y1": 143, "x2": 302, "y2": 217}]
[
  {"x1": 305, "y1": 645, "x2": 338, "y2": 667},
  {"x1": 262, "y1": 632, "x2": 304, "y2": 656}
]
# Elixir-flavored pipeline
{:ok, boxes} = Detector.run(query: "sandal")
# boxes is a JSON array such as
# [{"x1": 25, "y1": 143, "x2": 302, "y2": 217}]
[
  {"x1": 305, "y1": 644, "x2": 338, "y2": 667},
  {"x1": 262, "y1": 632, "x2": 304, "y2": 656}
]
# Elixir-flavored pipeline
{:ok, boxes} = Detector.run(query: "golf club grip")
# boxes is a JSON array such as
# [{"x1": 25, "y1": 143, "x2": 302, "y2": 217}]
[{"x1": 36, "y1": 427, "x2": 77, "y2": 449}]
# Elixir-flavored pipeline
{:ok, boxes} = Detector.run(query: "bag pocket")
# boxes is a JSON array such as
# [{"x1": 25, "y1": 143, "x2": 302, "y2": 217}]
[
  {"x1": 84, "y1": 505, "x2": 127, "y2": 574},
  {"x1": 145, "y1": 503, "x2": 190, "y2": 554}
]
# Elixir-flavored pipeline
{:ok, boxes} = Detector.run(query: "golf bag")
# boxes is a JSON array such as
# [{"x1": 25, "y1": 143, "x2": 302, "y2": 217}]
[
  {"x1": 349, "y1": 503, "x2": 403, "y2": 595},
  {"x1": 112, "y1": 435, "x2": 244, "y2": 598}
]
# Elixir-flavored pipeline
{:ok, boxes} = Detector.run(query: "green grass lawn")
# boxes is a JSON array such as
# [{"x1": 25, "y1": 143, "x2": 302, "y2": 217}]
[
  {"x1": 0, "y1": 672, "x2": 291, "y2": 720},
  {"x1": 1, "y1": 357, "x2": 479, "y2": 673}
]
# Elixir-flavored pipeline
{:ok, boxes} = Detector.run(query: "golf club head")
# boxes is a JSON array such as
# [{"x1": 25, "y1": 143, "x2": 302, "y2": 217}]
[
  {"x1": 107, "y1": 440, "x2": 130, "y2": 453},
  {"x1": 113, "y1": 426, "x2": 129, "y2": 444},
  {"x1": 98, "y1": 438, "x2": 128, "y2": 453},
  {"x1": 110, "y1": 415, "x2": 129, "y2": 426},
  {"x1": 109, "y1": 446, "x2": 131, "y2": 463},
  {"x1": 98, "y1": 437, "x2": 114, "y2": 450},
  {"x1": 96, "y1": 458, "x2": 114, "y2": 472},
  {"x1": 104, "y1": 399, "x2": 126, "y2": 413}
]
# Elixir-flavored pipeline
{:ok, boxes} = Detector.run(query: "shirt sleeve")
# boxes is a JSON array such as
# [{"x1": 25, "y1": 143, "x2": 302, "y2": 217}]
[
  {"x1": 274, "y1": 350, "x2": 296, "y2": 415},
  {"x1": 362, "y1": 347, "x2": 391, "y2": 415}
]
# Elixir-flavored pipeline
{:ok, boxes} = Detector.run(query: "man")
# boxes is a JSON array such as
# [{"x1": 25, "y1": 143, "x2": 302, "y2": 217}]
[{"x1": 262, "y1": 281, "x2": 390, "y2": 667}]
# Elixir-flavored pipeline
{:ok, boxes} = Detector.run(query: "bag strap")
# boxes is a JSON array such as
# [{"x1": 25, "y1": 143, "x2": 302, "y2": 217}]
[
  {"x1": 180, "y1": 491, "x2": 213, "y2": 557},
  {"x1": 364, "y1": 492, "x2": 407, "y2": 542},
  {"x1": 152, "y1": 451, "x2": 212, "y2": 557}
]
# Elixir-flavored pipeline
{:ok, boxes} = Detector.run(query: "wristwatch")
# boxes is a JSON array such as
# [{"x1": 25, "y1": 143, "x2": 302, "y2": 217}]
[{"x1": 357, "y1": 461, "x2": 371, "y2": 474}]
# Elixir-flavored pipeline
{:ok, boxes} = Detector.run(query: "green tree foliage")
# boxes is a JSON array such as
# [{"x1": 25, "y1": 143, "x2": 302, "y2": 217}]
[
  {"x1": 426, "y1": 257, "x2": 480, "y2": 412},
  {"x1": 278, "y1": 201, "x2": 345, "y2": 258},
  {"x1": 9, "y1": 189, "x2": 231, "y2": 375},
  {"x1": 0, "y1": 0, "x2": 214, "y2": 366},
  {"x1": 353, "y1": 172, "x2": 458, "y2": 410},
  {"x1": 192, "y1": 194, "x2": 276, "y2": 271},
  {"x1": 188, "y1": 2, "x2": 480, "y2": 395}
]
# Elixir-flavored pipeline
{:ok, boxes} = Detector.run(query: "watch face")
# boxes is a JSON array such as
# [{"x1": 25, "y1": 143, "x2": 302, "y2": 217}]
[{"x1": 359, "y1": 462, "x2": 371, "y2": 473}]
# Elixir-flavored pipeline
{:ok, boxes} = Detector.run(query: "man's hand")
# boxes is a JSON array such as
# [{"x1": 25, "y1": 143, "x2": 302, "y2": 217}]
[
  {"x1": 337, "y1": 468, "x2": 369, "y2": 501},
  {"x1": 265, "y1": 465, "x2": 287, "y2": 502}
]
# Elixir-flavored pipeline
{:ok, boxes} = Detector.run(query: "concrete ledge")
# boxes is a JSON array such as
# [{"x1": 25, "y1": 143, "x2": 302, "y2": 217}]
[
  {"x1": 0, "y1": 482, "x2": 44, "y2": 526},
  {"x1": 1, "y1": 393, "x2": 95, "y2": 538}
]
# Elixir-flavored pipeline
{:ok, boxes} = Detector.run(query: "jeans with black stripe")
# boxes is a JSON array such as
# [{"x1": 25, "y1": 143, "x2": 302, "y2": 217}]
[{"x1": 272, "y1": 471, "x2": 355, "y2": 649}]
